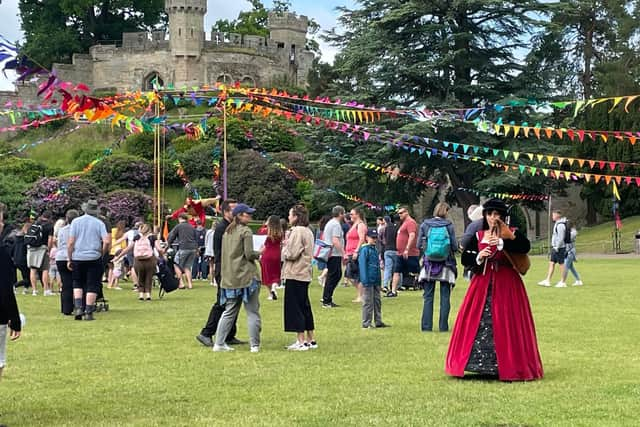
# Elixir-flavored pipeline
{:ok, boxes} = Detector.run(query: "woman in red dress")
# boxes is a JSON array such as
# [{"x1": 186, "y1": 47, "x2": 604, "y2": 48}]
[
  {"x1": 446, "y1": 198, "x2": 543, "y2": 381},
  {"x1": 260, "y1": 215, "x2": 283, "y2": 301}
]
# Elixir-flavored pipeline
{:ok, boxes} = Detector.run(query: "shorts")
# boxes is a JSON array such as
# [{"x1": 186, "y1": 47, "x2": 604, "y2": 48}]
[
  {"x1": 27, "y1": 246, "x2": 50, "y2": 271},
  {"x1": 550, "y1": 248, "x2": 567, "y2": 264},
  {"x1": 71, "y1": 259, "x2": 104, "y2": 294},
  {"x1": 49, "y1": 265, "x2": 59, "y2": 279},
  {"x1": 176, "y1": 249, "x2": 196, "y2": 270},
  {"x1": 393, "y1": 255, "x2": 420, "y2": 276}
]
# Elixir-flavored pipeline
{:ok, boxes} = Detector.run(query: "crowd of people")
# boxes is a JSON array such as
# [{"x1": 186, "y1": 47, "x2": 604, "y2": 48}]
[{"x1": 0, "y1": 195, "x2": 590, "y2": 381}]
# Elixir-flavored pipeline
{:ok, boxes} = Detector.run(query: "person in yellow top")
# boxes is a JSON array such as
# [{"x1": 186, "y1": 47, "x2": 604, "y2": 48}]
[{"x1": 107, "y1": 220, "x2": 127, "y2": 290}]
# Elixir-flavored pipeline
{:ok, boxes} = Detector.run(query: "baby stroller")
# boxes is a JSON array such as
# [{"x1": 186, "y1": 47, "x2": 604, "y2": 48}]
[
  {"x1": 156, "y1": 251, "x2": 179, "y2": 299},
  {"x1": 95, "y1": 286, "x2": 110, "y2": 312}
]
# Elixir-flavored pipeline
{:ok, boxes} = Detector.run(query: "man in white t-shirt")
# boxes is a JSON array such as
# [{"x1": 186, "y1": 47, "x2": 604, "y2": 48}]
[{"x1": 321, "y1": 206, "x2": 345, "y2": 308}]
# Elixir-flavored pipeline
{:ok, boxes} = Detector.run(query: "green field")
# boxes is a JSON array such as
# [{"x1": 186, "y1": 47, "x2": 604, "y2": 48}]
[{"x1": 2, "y1": 257, "x2": 639, "y2": 426}]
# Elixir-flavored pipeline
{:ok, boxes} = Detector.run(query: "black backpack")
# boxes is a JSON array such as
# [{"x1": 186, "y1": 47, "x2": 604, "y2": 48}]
[
  {"x1": 562, "y1": 221, "x2": 572, "y2": 245},
  {"x1": 24, "y1": 223, "x2": 44, "y2": 247}
]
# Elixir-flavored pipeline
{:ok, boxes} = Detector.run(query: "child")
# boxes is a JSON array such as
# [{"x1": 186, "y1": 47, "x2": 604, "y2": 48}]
[
  {"x1": 358, "y1": 229, "x2": 389, "y2": 328},
  {"x1": 48, "y1": 245, "x2": 61, "y2": 294}
]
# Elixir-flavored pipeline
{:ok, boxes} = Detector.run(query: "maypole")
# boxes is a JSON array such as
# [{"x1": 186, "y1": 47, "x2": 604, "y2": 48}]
[
  {"x1": 154, "y1": 94, "x2": 162, "y2": 229},
  {"x1": 223, "y1": 90, "x2": 228, "y2": 200}
]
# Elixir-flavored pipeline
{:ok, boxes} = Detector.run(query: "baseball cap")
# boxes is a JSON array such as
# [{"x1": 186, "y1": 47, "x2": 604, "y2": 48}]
[
  {"x1": 367, "y1": 229, "x2": 378, "y2": 238},
  {"x1": 232, "y1": 203, "x2": 256, "y2": 216}
]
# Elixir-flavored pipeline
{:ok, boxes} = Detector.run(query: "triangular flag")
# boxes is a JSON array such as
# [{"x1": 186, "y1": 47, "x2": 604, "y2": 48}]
[
  {"x1": 577, "y1": 159, "x2": 585, "y2": 167},
  {"x1": 527, "y1": 153, "x2": 534, "y2": 161},
  {"x1": 544, "y1": 128, "x2": 553, "y2": 139},
  {"x1": 624, "y1": 95, "x2": 639, "y2": 112},
  {"x1": 513, "y1": 152, "x2": 520, "y2": 161},
  {"x1": 588, "y1": 160, "x2": 596, "y2": 168},
  {"x1": 577, "y1": 130, "x2": 585, "y2": 142},
  {"x1": 546, "y1": 155, "x2": 554, "y2": 164},
  {"x1": 609, "y1": 97, "x2": 624, "y2": 113}
]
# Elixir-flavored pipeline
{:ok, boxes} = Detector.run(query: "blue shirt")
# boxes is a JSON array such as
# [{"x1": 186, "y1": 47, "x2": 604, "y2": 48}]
[{"x1": 70, "y1": 215, "x2": 108, "y2": 261}]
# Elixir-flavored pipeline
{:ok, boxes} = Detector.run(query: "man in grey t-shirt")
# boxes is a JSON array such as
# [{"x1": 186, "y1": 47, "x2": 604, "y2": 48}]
[
  {"x1": 321, "y1": 206, "x2": 345, "y2": 307},
  {"x1": 168, "y1": 213, "x2": 198, "y2": 289}
]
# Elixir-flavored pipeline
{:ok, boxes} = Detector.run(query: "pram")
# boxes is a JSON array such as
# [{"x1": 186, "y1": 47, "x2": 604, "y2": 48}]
[
  {"x1": 95, "y1": 286, "x2": 110, "y2": 312},
  {"x1": 156, "y1": 251, "x2": 179, "y2": 299}
]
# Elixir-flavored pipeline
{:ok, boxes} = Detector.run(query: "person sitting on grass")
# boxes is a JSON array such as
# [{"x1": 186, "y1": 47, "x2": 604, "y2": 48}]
[{"x1": 358, "y1": 229, "x2": 389, "y2": 329}]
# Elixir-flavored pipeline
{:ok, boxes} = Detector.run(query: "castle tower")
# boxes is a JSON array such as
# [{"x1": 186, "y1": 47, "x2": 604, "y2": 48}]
[
  {"x1": 165, "y1": 0, "x2": 207, "y2": 57},
  {"x1": 268, "y1": 12, "x2": 308, "y2": 51}
]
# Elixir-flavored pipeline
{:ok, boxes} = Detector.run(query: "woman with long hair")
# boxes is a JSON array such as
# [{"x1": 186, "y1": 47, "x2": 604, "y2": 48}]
[
  {"x1": 344, "y1": 207, "x2": 367, "y2": 303},
  {"x1": 113, "y1": 223, "x2": 162, "y2": 301},
  {"x1": 260, "y1": 215, "x2": 283, "y2": 300},
  {"x1": 446, "y1": 198, "x2": 543, "y2": 381},
  {"x1": 282, "y1": 204, "x2": 317, "y2": 350},
  {"x1": 214, "y1": 204, "x2": 262, "y2": 353}
]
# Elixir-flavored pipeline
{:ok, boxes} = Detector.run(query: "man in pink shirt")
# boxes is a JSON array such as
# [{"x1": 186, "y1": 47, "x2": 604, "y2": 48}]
[{"x1": 386, "y1": 207, "x2": 419, "y2": 297}]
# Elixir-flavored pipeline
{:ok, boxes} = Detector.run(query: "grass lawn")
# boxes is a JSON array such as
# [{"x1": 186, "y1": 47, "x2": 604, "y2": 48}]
[{"x1": 2, "y1": 257, "x2": 639, "y2": 426}]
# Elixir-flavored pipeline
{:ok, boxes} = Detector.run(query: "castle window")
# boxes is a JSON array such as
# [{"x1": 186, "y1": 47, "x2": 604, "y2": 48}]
[
  {"x1": 191, "y1": 28, "x2": 194, "y2": 38},
  {"x1": 277, "y1": 42, "x2": 285, "y2": 49},
  {"x1": 216, "y1": 74, "x2": 233, "y2": 83}
]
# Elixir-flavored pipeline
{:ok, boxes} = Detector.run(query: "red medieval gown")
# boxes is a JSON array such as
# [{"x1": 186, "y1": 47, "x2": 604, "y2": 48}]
[
  {"x1": 260, "y1": 236, "x2": 282, "y2": 287},
  {"x1": 445, "y1": 229, "x2": 543, "y2": 381}
]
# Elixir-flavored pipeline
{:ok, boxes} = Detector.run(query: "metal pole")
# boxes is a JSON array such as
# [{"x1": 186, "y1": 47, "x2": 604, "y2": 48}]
[
  {"x1": 547, "y1": 191, "x2": 552, "y2": 255},
  {"x1": 223, "y1": 98, "x2": 228, "y2": 200}
]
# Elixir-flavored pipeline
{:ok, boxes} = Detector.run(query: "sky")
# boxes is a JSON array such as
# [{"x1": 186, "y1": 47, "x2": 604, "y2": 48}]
[{"x1": 0, "y1": 0, "x2": 356, "y2": 91}]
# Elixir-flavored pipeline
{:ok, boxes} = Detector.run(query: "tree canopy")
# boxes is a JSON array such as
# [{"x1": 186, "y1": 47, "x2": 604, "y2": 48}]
[{"x1": 19, "y1": 0, "x2": 166, "y2": 68}]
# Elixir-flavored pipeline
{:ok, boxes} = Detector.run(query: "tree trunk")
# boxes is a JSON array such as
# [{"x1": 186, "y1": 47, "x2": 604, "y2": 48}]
[{"x1": 581, "y1": 13, "x2": 595, "y2": 99}]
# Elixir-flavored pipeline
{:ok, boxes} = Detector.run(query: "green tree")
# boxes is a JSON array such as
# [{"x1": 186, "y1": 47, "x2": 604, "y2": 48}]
[
  {"x1": 325, "y1": 0, "x2": 544, "y2": 107},
  {"x1": 19, "y1": 0, "x2": 166, "y2": 68}
]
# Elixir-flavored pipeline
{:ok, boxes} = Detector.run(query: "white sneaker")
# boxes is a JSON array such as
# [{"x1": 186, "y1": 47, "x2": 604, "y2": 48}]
[
  {"x1": 44, "y1": 290, "x2": 53, "y2": 296},
  {"x1": 555, "y1": 281, "x2": 567, "y2": 288},
  {"x1": 537, "y1": 280, "x2": 551, "y2": 287},
  {"x1": 212, "y1": 344, "x2": 234, "y2": 352},
  {"x1": 572, "y1": 280, "x2": 583, "y2": 286},
  {"x1": 32, "y1": 290, "x2": 38, "y2": 296},
  {"x1": 286, "y1": 342, "x2": 308, "y2": 351},
  {"x1": 305, "y1": 341, "x2": 318, "y2": 349},
  {"x1": 250, "y1": 346, "x2": 260, "y2": 353}
]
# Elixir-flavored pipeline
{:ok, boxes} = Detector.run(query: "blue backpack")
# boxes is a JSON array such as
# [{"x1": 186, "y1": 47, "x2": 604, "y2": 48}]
[{"x1": 425, "y1": 226, "x2": 451, "y2": 261}]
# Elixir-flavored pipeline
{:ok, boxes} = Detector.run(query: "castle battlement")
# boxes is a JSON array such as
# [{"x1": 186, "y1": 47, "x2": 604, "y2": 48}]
[
  {"x1": 42, "y1": 1, "x2": 315, "y2": 92},
  {"x1": 165, "y1": 0, "x2": 206, "y2": 13},
  {"x1": 267, "y1": 12, "x2": 309, "y2": 33}
]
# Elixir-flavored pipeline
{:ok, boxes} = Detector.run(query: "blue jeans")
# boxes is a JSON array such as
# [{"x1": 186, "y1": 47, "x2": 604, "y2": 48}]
[
  {"x1": 383, "y1": 250, "x2": 397, "y2": 287},
  {"x1": 563, "y1": 250, "x2": 581, "y2": 281},
  {"x1": 421, "y1": 281, "x2": 451, "y2": 331}
]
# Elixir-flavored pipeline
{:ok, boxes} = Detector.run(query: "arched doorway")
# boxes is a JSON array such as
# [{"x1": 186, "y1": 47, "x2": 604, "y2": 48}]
[
  {"x1": 143, "y1": 72, "x2": 164, "y2": 90},
  {"x1": 215, "y1": 74, "x2": 233, "y2": 84},
  {"x1": 240, "y1": 76, "x2": 256, "y2": 87}
]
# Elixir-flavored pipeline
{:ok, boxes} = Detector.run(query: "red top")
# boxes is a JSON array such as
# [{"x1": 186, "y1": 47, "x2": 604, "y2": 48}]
[
  {"x1": 396, "y1": 217, "x2": 419, "y2": 257},
  {"x1": 345, "y1": 222, "x2": 366, "y2": 256},
  {"x1": 170, "y1": 198, "x2": 206, "y2": 227}
]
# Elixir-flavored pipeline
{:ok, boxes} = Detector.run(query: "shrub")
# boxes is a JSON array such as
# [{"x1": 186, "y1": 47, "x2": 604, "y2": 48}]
[
  {"x1": 171, "y1": 135, "x2": 204, "y2": 154},
  {"x1": 0, "y1": 156, "x2": 47, "y2": 183},
  {"x1": 227, "y1": 150, "x2": 298, "y2": 220},
  {"x1": 73, "y1": 147, "x2": 106, "y2": 170},
  {"x1": 101, "y1": 190, "x2": 153, "y2": 225},
  {"x1": 189, "y1": 178, "x2": 219, "y2": 199},
  {"x1": 123, "y1": 132, "x2": 155, "y2": 160},
  {"x1": 26, "y1": 177, "x2": 103, "y2": 218},
  {"x1": 178, "y1": 143, "x2": 218, "y2": 181},
  {"x1": 0, "y1": 174, "x2": 29, "y2": 221},
  {"x1": 88, "y1": 154, "x2": 153, "y2": 192}
]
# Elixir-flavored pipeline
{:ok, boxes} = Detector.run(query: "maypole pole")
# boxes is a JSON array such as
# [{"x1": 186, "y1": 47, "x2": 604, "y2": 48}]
[
  {"x1": 154, "y1": 93, "x2": 161, "y2": 229},
  {"x1": 222, "y1": 88, "x2": 228, "y2": 200}
]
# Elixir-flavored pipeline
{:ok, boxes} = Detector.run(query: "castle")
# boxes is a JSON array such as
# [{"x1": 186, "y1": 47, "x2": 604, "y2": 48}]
[{"x1": 13, "y1": 0, "x2": 315, "y2": 96}]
